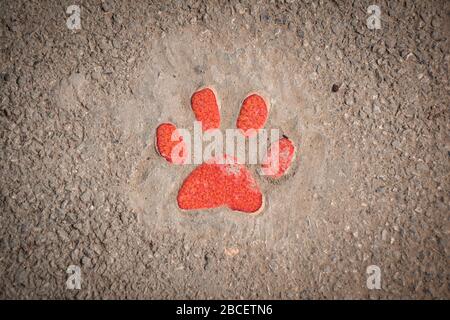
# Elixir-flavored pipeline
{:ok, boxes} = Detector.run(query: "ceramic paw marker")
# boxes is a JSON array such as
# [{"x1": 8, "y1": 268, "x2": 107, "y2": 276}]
[
  {"x1": 177, "y1": 156, "x2": 264, "y2": 214},
  {"x1": 191, "y1": 88, "x2": 221, "y2": 131},
  {"x1": 236, "y1": 94, "x2": 269, "y2": 136},
  {"x1": 261, "y1": 137, "x2": 296, "y2": 178},
  {"x1": 155, "y1": 123, "x2": 187, "y2": 164}
]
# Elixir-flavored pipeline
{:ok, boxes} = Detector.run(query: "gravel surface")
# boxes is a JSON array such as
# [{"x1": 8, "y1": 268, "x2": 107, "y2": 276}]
[{"x1": 0, "y1": 0, "x2": 449, "y2": 299}]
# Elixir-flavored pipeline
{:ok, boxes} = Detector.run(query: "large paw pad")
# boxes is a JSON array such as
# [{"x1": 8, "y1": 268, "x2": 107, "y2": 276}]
[{"x1": 177, "y1": 157, "x2": 263, "y2": 214}]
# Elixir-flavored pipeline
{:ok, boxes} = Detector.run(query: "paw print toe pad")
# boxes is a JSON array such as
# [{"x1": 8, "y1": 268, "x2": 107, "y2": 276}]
[
  {"x1": 156, "y1": 123, "x2": 186, "y2": 164},
  {"x1": 262, "y1": 137, "x2": 296, "y2": 178},
  {"x1": 236, "y1": 94, "x2": 268, "y2": 135},
  {"x1": 191, "y1": 88, "x2": 220, "y2": 131}
]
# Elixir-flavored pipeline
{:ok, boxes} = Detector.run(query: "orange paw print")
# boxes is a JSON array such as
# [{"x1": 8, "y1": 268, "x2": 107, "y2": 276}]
[{"x1": 155, "y1": 88, "x2": 296, "y2": 214}]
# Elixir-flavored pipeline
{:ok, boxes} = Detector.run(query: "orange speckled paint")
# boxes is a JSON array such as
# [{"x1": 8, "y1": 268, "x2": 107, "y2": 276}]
[
  {"x1": 177, "y1": 156, "x2": 263, "y2": 213},
  {"x1": 261, "y1": 137, "x2": 296, "y2": 178},
  {"x1": 155, "y1": 123, "x2": 186, "y2": 164},
  {"x1": 191, "y1": 88, "x2": 220, "y2": 131},
  {"x1": 236, "y1": 94, "x2": 268, "y2": 136},
  {"x1": 154, "y1": 88, "x2": 296, "y2": 214}
]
